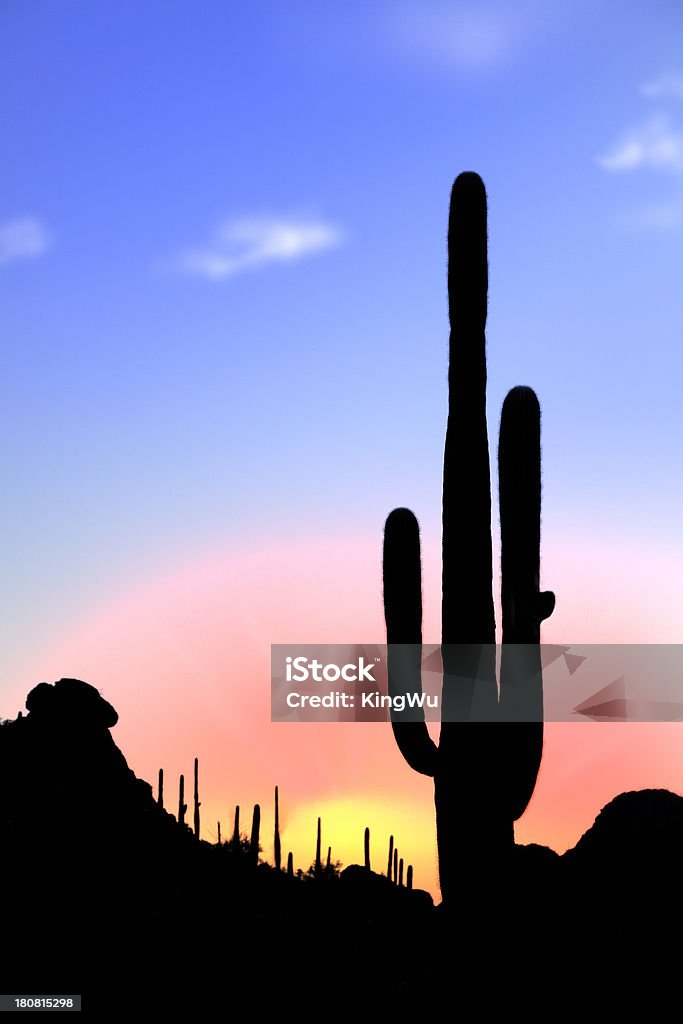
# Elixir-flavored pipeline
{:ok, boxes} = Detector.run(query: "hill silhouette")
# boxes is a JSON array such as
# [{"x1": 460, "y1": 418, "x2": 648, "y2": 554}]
[{"x1": 2, "y1": 680, "x2": 681, "y2": 1010}]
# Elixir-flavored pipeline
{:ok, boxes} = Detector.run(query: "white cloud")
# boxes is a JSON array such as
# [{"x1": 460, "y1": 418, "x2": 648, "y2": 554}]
[
  {"x1": 597, "y1": 115, "x2": 683, "y2": 174},
  {"x1": 0, "y1": 217, "x2": 52, "y2": 267},
  {"x1": 175, "y1": 216, "x2": 343, "y2": 280},
  {"x1": 640, "y1": 73, "x2": 683, "y2": 101}
]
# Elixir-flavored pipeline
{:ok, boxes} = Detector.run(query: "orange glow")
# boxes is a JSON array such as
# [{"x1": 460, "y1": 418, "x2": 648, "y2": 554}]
[{"x1": 4, "y1": 531, "x2": 682, "y2": 902}]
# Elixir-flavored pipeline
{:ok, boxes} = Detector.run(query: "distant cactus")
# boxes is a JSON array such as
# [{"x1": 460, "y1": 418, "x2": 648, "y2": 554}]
[
  {"x1": 326, "y1": 846, "x2": 332, "y2": 870},
  {"x1": 217, "y1": 821, "x2": 221, "y2": 846},
  {"x1": 250, "y1": 804, "x2": 260, "y2": 865},
  {"x1": 193, "y1": 757, "x2": 201, "y2": 839},
  {"x1": 393, "y1": 848, "x2": 398, "y2": 885},
  {"x1": 287, "y1": 851, "x2": 294, "y2": 876},
  {"x1": 178, "y1": 774, "x2": 187, "y2": 827},
  {"x1": 232, "y1": 806, "x2": 240, "y2": 847},
  {"x1": 364, "y1": 826, "x2": 371, "y2": 871},
  {"x1": 382, "y1": 173, "x2": 555, "y2": 901},
  {"x1": 274, "y1": 785, "x2": 281, "y2": 871},
  {"x1": 315, "y1": 817, "x2": 322, "y2": 879},
  {"x1": 398, "y1": 858, "x2": 404, "y2": 887},
  {"x1": 387, "y1": 835, "x2": 394, "y2": 881},
  {"x1": 407, "y1": 865, "x2": 413, "y2": 891},
  {"x1": 157, "y1": 768, "x2": 164, "y2": 809}
]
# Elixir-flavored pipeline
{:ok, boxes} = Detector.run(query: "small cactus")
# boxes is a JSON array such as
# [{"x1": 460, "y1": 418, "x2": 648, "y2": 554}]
[
  {"x1": 274, "y1": 785, "x2": 281, "y2": 871},
  {"x1": 407, "y1": 865, "x2": 413, "y2": 890},
  {"x1": 398, "y1": 858, "x2": 404, "y2": 887},
  {"x1": 178, "y1": 774, "x2": 187, "y2": 827},
  {"x1": 393, "y1": 847, "x2": 398, "y2": 885},
  {"x1": 232, "y1": 806, "x2": 240, "y2": 848},
  {"x1": 193, "y1": 757, "x2": 201, "y2": 840},
  {"x1": 250, "y1": 804, "x2": 260, "y2": 865},
  {"x1": 287, "y1": 851, "x2": 294, "y2": 876},
  {"x1": 387, "y1": 835, "x2": 394, "y2": 881},
  {"x1": 315, "y1": 817, "x2": 322, "y2": 878},
  {"x1": 364, "y1": 826, "x2": 371, "y2": 871}
]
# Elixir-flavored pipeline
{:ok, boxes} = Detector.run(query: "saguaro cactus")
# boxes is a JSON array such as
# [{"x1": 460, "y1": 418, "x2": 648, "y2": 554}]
[
  {"x1": 364, "y1": 827, "x2": 371, "y2": 871},
  {"x1": 193, "y1": 757, "x2": 201, "y2": 839},
  {"x1": 315, "y1": 817, "x2": 322, "y2": 878},
  {"x1": 157, "y1": 768, "x2": 164, "y2": 809},
  {"x1": 217, "y1": 821, "x2": 222, "y2": 846},
  {"x1": 387, "y1": 834, "x2": 394, "y2": 882},
  {"x1": 232, "y1": 806, "x2": 240, "y2": 848},
  {"x1": 407, "y1": 865, "x2": 413, "y2": 891},
  {"x1": 274, "y1": 785, "x2": 282, "y2": 871},
  {"x1": 382, "y1": 172, "x2": 555, "y2": 903},
  {"x1": 178, "y1": 775, "x2": 186, "y2": 827},
  {"x1": 287, "y1": 851, "x2": 294, "y2": 876},
  {"x1": 250, "y1": 804, "x2": 260, "y2": 865}
]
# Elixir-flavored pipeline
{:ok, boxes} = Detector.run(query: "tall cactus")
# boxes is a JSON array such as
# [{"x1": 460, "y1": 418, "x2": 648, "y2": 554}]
[
  {"x1": 364, "y1": 826, "x2": 371, "y2": 871},
  {"x1": 274, "y1": 785, "x2": 282, "y2": 871},
  {"x1": 407, "y1": 864, "x2": 413, "y2": 891},
  {"x1": 250, "y1": 804, "x2": 260, "y2": 865},
  {"x1": 217, "y1": 821, "x2": 222, "y2": 846},
  {"x1": 382, "y1": 172, "x2": 555, "y2": 902},
  {"x1": 398, "y1": 858, "x2": 404, "y2": 887},
  {"x1": 387, "y1": 834, "x2": 394, "y2": 882},
  {"x1": 178, "y1": 774, "x2": 186, "y2": 827},
  {"x1": 193, "y1": 757, "x2": 201, "y2": 839},
  {"x1": 232, "y1": 806, "x2": 240, "y2": 848},
  {"x1": 287, "y1": 851, "x2": 294, "y2": 876},
  {"x1": 157, "y1": 768, "x2": 164, "y2": 809}
]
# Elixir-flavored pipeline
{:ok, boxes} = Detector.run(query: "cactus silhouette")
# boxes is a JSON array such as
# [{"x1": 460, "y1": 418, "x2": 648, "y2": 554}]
[
  {"x1": 178, "y1": 774, "x2": 187, "y2": 827},
  {"x1": 193, "y1": 757, "x2": 201, "y2": 839},
  {"x1": 406, "y1": 864, "x2": 413, "y2": 891},
  {"x1": 382, "y1": 172, "x2": 555, "y2": 902},
  {"x1": 364, "y1": 826, "x2": 370, "y2": 871},
  {"x1": 157, "y1": 768, "x2": 164, "y2": 809},
  {"x1": 249, "y1": 804, "x2": 260, "y2": 865},
  {"x1": 274, "y1": 785, "x2": 281, "y2": 871},
  {"x1": 315, "y1": 817, "x2": 322, "y2": 878},
  {"x1": 387, "y1": 834, "x2": 394, "y2": 881}
]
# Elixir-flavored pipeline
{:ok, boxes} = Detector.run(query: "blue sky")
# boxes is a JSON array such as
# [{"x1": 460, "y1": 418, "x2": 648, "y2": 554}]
[{"x1": 2, "y1": 0, "x2": 683, "y2": 685}]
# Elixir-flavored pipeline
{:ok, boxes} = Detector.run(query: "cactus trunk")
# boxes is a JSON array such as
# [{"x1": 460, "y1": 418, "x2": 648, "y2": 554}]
[
  {"x1": 315, "y1": 817, "x2": 322, "y2": 878},
  {"x1": 287, "y1": 851, "x2": 294, "y2": 876},
  {"x1": 193, "y1": 757, "x2": 200, "y2": 840},
  {"x1": 250, "y1": 804, "x2": 260, "y2": 865},
  {"x1": 364, "y1": 826, "x2": 370, "y2": 871},
  {"x1": 407, "y1": 865, "x2": 413, "y2": 890},
  {"x1": 387, "y1": 834, "x2": 394, "y2": 881},
  {"x1": 157, "y1": 768, "x2": 164, "y2": 809},
  {"x1": 274, "y1": 785, "x2": 281, "y2": 871},
  {"x1": 178, "y1": 774, "x2": 186, "y2": 827}
]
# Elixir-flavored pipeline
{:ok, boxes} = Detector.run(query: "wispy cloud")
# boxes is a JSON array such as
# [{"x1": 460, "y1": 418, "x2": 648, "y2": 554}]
[
  {"x1": 640, "y1": 73, "x2": 683, "y2": 101},
  {"x1": 598, "y1": 74, "x2": 683, "y2": 230},
  {"x1": 174, "y1": 216, "x2": 344, "y2": 280},
  {"x1": 0, "y1": 217, "x2": 52, "y2": 267},
  {"x1": 597, "y1": 114, "x2": 683, "y2": 174}
]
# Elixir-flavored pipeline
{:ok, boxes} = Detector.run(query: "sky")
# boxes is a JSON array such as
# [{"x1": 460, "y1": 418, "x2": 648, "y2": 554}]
[{"x1": 2, "y1": 0, "x2": 683, "y2": 898}]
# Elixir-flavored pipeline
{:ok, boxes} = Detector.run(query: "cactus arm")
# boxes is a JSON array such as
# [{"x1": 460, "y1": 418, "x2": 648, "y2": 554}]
[
  {"x1": 498, "y1": 385, "x2": 555, "y2": 818},
  {"x1": 383, "y1": 508, "x2": 437, "y2": 778}
]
